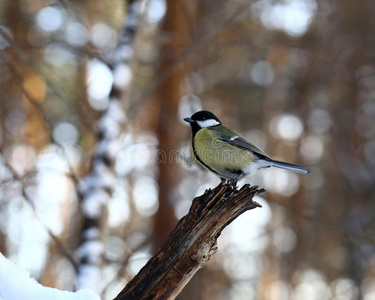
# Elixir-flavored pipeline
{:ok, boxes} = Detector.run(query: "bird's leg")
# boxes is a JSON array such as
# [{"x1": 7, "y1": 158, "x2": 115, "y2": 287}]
[
  {"x1": 227, "y1": 179, "x2": 238, "y2": 189},
  {"x1": 221, "y1": 179, "x2": 238, "y2": 200}
]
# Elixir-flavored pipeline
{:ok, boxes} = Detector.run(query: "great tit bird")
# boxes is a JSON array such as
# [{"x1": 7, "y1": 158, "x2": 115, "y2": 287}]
[{"x1": 184, "y1": 110, "x2": 311, "y2": 185}]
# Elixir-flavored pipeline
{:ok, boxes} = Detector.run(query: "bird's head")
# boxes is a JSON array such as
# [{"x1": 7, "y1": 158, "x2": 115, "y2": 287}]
[{"x1": 184, "y1": 110, "x2": 222, "y2": 130}]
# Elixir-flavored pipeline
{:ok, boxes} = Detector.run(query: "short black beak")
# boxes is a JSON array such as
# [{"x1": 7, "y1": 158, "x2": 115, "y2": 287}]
[{"x1": 184, "y1": 117, "x2": 193, "y2": 123}]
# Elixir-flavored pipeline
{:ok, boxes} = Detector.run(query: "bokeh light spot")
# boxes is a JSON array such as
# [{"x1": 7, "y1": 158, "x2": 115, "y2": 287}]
[
  {"x1": 91, "y1": 23, "x2": 117, "y2": 52},
  {"x1": 144, "y1": 0, "x2": 167, "y2": 23},
  {"x1": 64, "y1": 21, "x2": 88, "y2": 47},
  {"x1": 53, "y1": 122, "x2": 79, "y2": 145},
  {"x1": 87, "y1": 59, "x2": 114, "y2": 110},
  {"x1": 307, "y1": 109, "x2": 332, "y2": 133},
  {"x1": 36, "y1": 6, "x2": 65, "y2": 32},
  {"x1": 113, "y1": 64, "x2": 132, "y2": 89},
  {"x1": 44, "y1": 44, "x2": 72, "y2": 66},
  {"x1": 251, "y1": 61, "x2": 275, "y2": 86},
  {"x1": 7, "y1": 144, "x2": 36, "y2": 175},
  {"x1": 273, "y1": 227, "x2": 297, "y2": 253},
  {"x1": 300, "y1": 135, "x2": 324, "y2": 163},
  {"x1": 262, "y1": 169, "x2": 300, "y2": 196},
  {"x1": 272, "y1": 114, "x2": 303, "y2": 141},
  {"x1": 258, "y1": 0, "x2": 317, "y2": 37},
  {"x1": 133, "y1": 176, "x2": 159, "y2": 217}
]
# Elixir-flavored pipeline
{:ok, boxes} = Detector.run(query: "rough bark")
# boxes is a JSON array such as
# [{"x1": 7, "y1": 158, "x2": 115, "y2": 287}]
[{"x1": 114, "y1": 183, "x2": 264, "y2": 300}]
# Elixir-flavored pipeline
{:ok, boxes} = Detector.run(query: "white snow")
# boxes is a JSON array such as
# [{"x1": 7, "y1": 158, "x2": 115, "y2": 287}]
[{"x1": 0, "y1": 253, "x2": 101, "y2": 300}]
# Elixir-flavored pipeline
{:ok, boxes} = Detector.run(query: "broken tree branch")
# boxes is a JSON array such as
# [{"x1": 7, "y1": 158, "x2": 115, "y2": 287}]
[{"x1": 114, "y1": 182, "x2": 264, "y2": 300}]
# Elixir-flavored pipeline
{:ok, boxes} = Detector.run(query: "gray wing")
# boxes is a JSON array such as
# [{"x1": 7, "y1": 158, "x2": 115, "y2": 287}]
[
  {"x1": 219, "y1": 135, "x2": 270, "y2": 159},
  {"x1": 214, "y1": 127, "x2": 312, "y2": 174}
]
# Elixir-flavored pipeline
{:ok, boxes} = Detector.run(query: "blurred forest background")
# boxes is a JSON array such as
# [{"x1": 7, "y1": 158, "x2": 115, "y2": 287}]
[{"x1": 1, "y1": 0, "x2": 375, "y2": 299}]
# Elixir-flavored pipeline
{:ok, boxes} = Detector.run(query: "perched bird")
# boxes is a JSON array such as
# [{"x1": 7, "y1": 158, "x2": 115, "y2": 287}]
[{"x1": 184, "y1": 110, "x2": 311, "y2": 185}]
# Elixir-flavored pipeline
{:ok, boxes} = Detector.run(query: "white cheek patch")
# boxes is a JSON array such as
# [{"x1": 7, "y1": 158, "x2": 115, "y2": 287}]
[{"x1": 197, "y1": 119, "x2": 221, "y2": 128}]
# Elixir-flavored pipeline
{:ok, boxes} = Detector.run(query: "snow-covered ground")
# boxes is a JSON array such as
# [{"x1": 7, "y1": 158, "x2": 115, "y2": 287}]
[{"x1": 0, "y1": 253, "x2": 100, "y2": 300}]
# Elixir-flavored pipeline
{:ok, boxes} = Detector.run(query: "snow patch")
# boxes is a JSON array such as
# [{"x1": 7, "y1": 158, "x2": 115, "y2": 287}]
[{"x1": 0, "y1": 253, "x2": 100, "y2": 300}]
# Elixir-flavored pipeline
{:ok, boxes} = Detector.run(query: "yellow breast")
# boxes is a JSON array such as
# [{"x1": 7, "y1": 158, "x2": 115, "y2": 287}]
[{"x1": 192, "y1": 128, "x2": 254, "y2": 179}]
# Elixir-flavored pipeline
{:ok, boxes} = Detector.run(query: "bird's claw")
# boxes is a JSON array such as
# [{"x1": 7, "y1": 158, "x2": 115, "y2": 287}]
[{"x1": 227, "y1": 179, "x2": 238, "y2": 189}]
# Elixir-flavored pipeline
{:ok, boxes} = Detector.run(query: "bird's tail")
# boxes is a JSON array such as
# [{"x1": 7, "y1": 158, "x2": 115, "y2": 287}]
[{"x1": 267, "y1": 159, "x2": 312, "y2": 174}]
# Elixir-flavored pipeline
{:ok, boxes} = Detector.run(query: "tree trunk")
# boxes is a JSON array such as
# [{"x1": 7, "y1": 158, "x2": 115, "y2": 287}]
[{"x1": 154, "y1": 0, "x2": 196, "y2": 249}]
